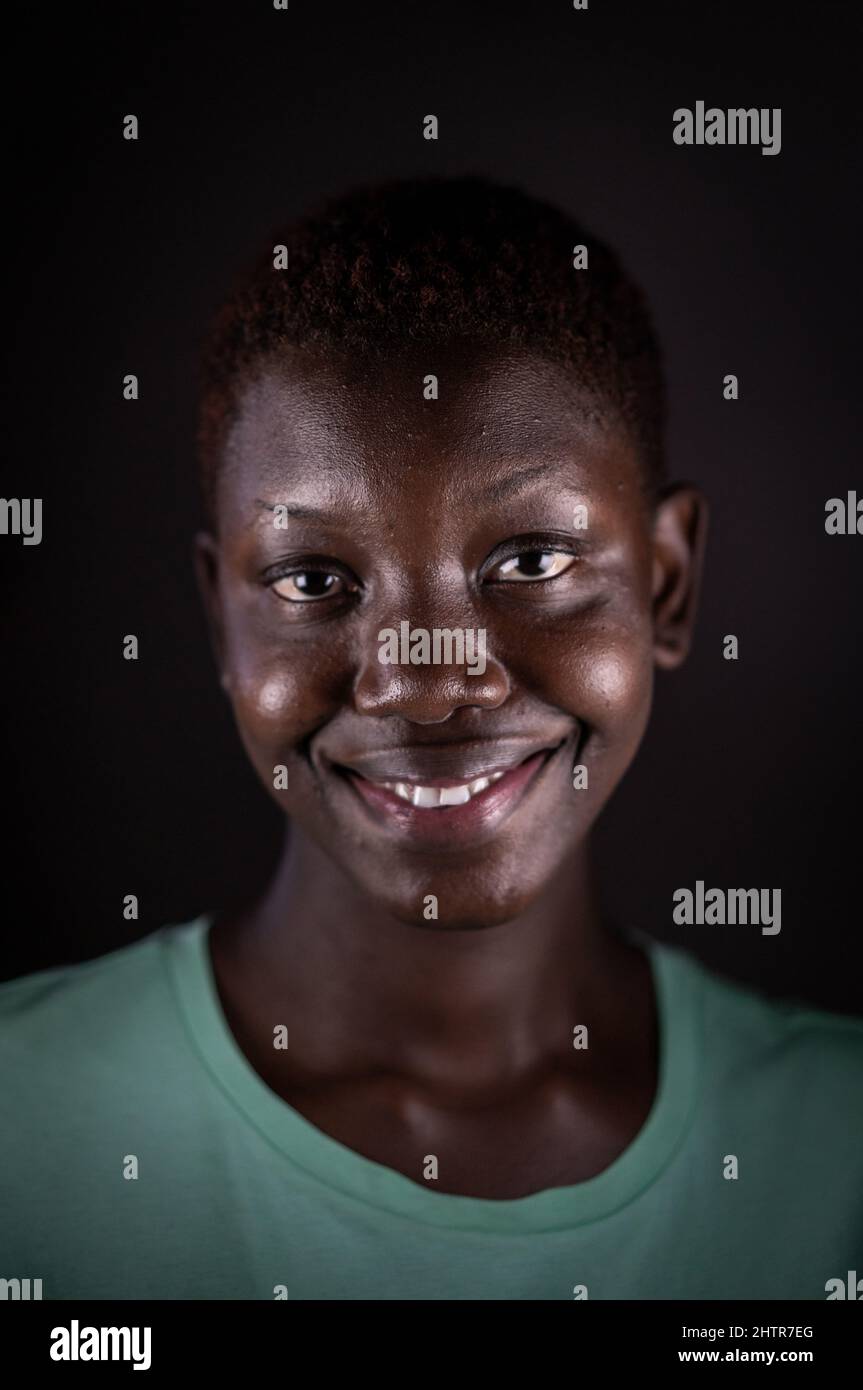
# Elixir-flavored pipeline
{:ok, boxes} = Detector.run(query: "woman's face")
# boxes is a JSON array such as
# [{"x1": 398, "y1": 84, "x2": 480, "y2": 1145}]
[{"x1": 198, "y1": 344, "x2": 703, "y2": 928}]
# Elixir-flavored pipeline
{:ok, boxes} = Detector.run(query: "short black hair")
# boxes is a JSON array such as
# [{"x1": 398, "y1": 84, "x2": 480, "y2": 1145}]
[{"x1": 198, "y1": 175, "x2": 666, "y2": 521}]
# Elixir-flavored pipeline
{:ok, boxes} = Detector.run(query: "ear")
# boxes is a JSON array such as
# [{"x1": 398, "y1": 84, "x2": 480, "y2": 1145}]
[
  {"x1": 650, "y1": 484, "x2": 708, "y2": 670},
  {"x1": 194, "y1": 531, "x2": 231, "y2": 691}
]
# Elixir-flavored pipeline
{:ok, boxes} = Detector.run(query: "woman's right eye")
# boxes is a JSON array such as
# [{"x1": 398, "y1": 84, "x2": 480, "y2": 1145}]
[{"x1": 270, "y1": 571, "x2": 346, "y2": 603}]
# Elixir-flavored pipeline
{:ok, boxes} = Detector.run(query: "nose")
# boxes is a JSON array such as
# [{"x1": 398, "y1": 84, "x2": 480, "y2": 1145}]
[{"x1": 352, "y1": 618, "x2": 510, "y2": 723}]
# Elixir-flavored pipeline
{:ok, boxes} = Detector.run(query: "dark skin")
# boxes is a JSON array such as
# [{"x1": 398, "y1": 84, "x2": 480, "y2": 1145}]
[{"x1": 196, "y1": 343, "x2": 707, "y2": 1199}]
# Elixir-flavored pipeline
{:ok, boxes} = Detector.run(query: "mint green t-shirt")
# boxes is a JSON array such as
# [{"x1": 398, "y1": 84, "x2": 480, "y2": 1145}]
[{"x1": 1, "y1": 918, "x2": 861, "y2": 1300}]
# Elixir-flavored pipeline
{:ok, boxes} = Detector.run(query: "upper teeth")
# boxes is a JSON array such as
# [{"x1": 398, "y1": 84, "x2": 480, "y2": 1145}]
[{"x1": 381, "y1": 771, "x2": 506, "y2": 808}]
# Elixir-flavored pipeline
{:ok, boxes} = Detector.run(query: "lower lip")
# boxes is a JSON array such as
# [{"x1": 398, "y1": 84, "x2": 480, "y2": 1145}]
[{"x1": 341, "y1": 751, "x2": 553, "y2": 845}]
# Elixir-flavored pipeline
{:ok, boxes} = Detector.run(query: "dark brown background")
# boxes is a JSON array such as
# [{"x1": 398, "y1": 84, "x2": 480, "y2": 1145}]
[{"x1": 1, "y1": 0, "x2": 860, "y2": 1009}]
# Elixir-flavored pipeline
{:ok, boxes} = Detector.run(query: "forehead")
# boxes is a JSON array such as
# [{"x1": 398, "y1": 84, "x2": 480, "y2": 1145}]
[{"x1": 216, "y1": 344, "x2": 642, "y2": 521}]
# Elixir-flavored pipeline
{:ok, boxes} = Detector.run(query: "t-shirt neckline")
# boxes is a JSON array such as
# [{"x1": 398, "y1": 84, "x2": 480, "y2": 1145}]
[{"x1": 163, "y1": 916, "x2": 702, "y2": 1234}]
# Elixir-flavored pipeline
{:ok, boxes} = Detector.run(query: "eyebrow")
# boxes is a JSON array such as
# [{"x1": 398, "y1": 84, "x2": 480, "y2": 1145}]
[
  {"x1": 254, "y1": 499, "x2": 333, "y2": 524},
  {"x1": 253, "y1": 462, "x2": 565, "y2": 523},
  {"x1": 476, "y1": 462, "x2": 562, "y2": 503}
]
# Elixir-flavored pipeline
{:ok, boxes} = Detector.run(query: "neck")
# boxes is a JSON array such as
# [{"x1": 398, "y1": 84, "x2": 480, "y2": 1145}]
[{"x1": 211, "y1": 826, "x2": 644, "y2": 1086}]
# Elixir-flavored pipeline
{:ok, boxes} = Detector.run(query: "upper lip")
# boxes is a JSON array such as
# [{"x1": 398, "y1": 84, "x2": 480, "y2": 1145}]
[{"x1": 327, "y1": 737, "x2": 568, "y2": 786}]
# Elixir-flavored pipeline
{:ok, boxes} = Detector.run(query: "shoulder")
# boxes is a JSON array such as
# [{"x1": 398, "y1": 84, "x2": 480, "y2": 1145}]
[
  {"x1": 657, "y1": 939, "x2": 863, "y2": 1130},
  {"x1": 0, "y1": 920, "x2": 206, "y2": 1093},
  {"x1": 681, "y1": 944, "x2": 863, "y2": 1051},
  {"x1": 0, "y1": 921, "x2": 211, "y2": 1258}
]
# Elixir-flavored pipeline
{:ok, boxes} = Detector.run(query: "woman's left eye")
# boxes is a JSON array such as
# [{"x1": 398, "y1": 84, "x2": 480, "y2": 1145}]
[{"x1": 490, "y1": 550, "x2": 577, "y2": 583}]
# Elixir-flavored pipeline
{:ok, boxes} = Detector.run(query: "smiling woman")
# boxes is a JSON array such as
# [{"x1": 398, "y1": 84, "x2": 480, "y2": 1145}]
[
  {"x1": 196, "y1": 333, "x2": 674, "y2": 926},
  {"x1": 1, "y1": 175, "x2": 862, "y2": 1302}
]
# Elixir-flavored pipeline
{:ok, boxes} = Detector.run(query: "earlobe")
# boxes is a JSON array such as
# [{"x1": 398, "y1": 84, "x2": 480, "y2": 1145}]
[
  {"x1": 193, "y1": 531, "x2": 229, "y2": 687},
  {"x1": 651, "y1": 485, "x2": 708, "y2": 670}
]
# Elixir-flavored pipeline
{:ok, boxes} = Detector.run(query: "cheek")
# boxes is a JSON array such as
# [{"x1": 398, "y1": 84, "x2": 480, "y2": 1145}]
[
  {"x1": 228, "y1": 649, "x2": 324, "y2": 755},
  {"x1": 539, "y1": 621, "x2": 653, "y2": 741},
  {"x1": 220, "y1": 588, "x2": 351, "y2": 751},
  {"x1": 241, "y1": 670, "x2": 297, "y2": 729},
  {"x1": 581, "y1": 647, "x2": 648, "y2": 718}
]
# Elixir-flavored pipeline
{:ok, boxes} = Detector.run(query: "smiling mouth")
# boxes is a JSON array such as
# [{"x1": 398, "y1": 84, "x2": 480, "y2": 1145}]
[
  {"x1": 329, "y1": 740, "x2": 568, "y2": 843},
  {"x1": 373, "y1": 770, "x2": 508, "y2": 808}
]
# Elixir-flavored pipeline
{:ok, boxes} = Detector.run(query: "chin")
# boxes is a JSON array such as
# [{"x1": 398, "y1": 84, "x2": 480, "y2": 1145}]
[{"x1": 370, "y1": 871, "x2": 543, "y2": 933}]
